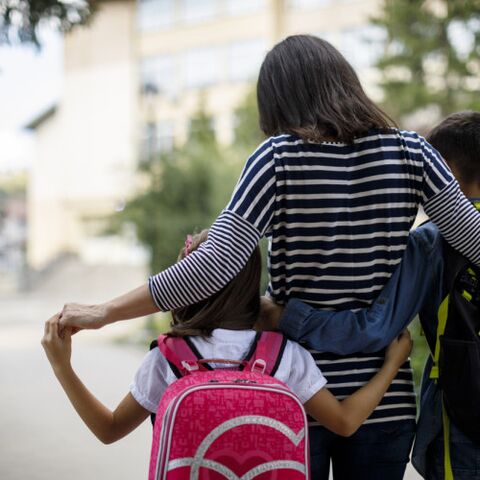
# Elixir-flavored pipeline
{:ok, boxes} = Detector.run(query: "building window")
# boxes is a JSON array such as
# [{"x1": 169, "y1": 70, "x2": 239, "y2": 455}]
[
  {"x1": 137, "y1": 0, "x2": 175, "y2": 32},
  {"x1": 225, "y1": 0, "x2": 265, "y2": 16},
  {"x1": 227, "y1": 39, "x2": 267, "y2": 82},
  {"x1": 141, "y1": 121, "x2": 175, "y2": 160},
  {"x1": 184, "y1": 47, "x2": 221, "y2": 88},
  {"x1": 182, "y1": 0, "x2": 218, "y2": 24},
  {"x1": 140, "y1": 55, "x2": 178, "y2": 97},
  {"x1": 288, "y1": 0, "x2": 331, "y2": 9}
]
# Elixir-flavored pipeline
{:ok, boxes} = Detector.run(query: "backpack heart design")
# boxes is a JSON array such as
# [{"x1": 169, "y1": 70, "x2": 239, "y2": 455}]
[{"x1": 149, "y1": 332, "x2": 310, "y2": 480}]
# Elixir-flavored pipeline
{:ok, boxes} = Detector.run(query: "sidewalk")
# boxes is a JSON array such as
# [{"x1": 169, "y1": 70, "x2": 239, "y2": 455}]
[
  {"x1": 0, "y1": 259, "x2": 152, "y2": 479},
  {"x1": 0, "y1": 329, "x2": 151, "y2": 479}
]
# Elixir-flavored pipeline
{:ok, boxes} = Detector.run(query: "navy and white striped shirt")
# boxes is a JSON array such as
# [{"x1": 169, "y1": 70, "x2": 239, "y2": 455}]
[{"x1": 149, "y1": 129, "x2": 480, "y2": 425}]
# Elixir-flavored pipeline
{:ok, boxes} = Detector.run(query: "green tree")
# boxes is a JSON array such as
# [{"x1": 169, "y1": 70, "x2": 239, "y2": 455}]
[
  {"x1": 374, "y1": 0, "x2": 480, "y2": 121},
  {"x1": 112, "y1": 108, "x2": 225, "y2": 275},
  {"x1": 1, "y1": 0, "x2": 94, "y2": 47},
  {"x1": 232, "y1": 88, "x2": 265, "y2": 154},
  {"x1": 111, "y1": 90, "x2": 269, "y2": 332}
]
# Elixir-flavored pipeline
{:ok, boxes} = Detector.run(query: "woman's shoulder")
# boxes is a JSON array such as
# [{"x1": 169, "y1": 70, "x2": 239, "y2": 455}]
[
  {"x1": 269, "y1": 128, "x2": 412, "y2": 147},
  {"x1": 394, "y1": 128, "x2": 431, "y2": 146},
  {"x1": 251, "y1": 134, "x2": 303, "y2": 154}
]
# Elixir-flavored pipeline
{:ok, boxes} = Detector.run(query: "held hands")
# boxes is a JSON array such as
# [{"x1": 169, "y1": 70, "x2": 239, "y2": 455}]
[
  {"x1": 41, "y1": 313, "x2": 73, "y2": 372},
  {"x1": 59, "y1": 302, "x2": 109, "y2": 330},
  {"x1": 384, "y1": 330, "x2": 413, "y2": 368}
]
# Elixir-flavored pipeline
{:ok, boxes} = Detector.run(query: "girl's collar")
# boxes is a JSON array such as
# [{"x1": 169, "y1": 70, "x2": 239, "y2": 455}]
[{"x1": 210, "y1": 328, "x2": 255, "y2": 338}]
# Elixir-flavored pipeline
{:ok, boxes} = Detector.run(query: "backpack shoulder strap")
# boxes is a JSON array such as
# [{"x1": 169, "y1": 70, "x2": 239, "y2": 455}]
[
  {"x1": 430, "y1": 239, "x2": 472, "y2": 380},
  {"x1": 157, "y1": 334, "x2": 211, "y2": 378},
  {"x1": 442, "y1": 239, "x2": 469, "y2": 294},
  {"x1": 246, "y1": 331, "x2": 287, "y2": 377}
]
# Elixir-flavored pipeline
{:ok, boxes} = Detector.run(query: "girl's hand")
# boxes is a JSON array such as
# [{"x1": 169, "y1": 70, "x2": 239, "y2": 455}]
[
  {"x1": 384, "y1": 330, "x2": 413, "y2": 368},
  {"x1": 41, "y1": 313, "x2": 73, "y2": 372}
]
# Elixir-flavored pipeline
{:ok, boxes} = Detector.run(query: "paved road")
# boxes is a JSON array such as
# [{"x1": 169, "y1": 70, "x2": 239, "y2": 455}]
[
  {"x1": 0, "y1": 328, "x2": 151, "y2": 479},
  {"x1": 0, "y1": 260, "x2": 152, "y2": 479},
  {"x1": 0, "y1": 259, "x2": 422, "y2": 479}
]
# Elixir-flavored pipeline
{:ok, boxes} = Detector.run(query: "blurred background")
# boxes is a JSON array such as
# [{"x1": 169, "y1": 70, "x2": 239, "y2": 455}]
[{"x1": 0, "y1": 0, "x2": 479, "y2": 478}]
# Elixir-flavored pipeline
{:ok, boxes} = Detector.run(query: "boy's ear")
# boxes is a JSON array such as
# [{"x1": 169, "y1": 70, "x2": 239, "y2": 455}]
[{"x1": 449, "y1": 163, "x2": 473, "y2": 197}]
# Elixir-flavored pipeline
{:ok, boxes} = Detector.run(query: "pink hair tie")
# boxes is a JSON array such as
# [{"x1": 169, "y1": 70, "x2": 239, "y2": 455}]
[{"x1": 184, "y1": 234, "x2": 193, "y2": 256}]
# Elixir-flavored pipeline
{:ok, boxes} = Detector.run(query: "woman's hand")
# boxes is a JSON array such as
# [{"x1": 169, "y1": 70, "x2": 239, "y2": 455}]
[
  {"x1": 58, "y1": 285, "x2": 159, "y2": 331},
  {"x1": 59, "y1": 303, "x2": 109, "y2": 330},
  {"x1": 255, "y1": 296, "x2": 284, "y2": 331},
  {"x1": 41, "y1": 313, "x2": 73, "y2": 372},
  {"x1": 384, "y1": 330, "x2": 413, "y2": 368}
]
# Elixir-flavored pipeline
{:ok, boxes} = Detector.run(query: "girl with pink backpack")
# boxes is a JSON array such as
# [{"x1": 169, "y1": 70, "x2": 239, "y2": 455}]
[{"x1": 43, "y1": 230, "x2": 412, "y2": 479}]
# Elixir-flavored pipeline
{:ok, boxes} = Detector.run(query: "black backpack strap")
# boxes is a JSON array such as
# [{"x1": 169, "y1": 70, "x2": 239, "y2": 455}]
[
  {"x1": 442, "y1": 239, "x2": 470, "y2": 294},
  {"x1": 430, "y1": 239, "x2": 475, "y2": 381}
]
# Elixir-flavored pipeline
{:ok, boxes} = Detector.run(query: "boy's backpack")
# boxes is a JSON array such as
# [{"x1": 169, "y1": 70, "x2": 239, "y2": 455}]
[
  {"x1": 429, "y1": 233, "x2": 480, "y2": 443},
  {"x1": 148, "y1": 331, "x2": 310, "y2": 480}
]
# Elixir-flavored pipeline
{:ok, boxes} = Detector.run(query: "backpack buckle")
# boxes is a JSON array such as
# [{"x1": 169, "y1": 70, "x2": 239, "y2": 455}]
[
  {"x1": 181, "y1": 360, "x2": 199, "y2": 372},
  {"x1": 251, "y1": 359, "x2": 267, "y2": 374}
]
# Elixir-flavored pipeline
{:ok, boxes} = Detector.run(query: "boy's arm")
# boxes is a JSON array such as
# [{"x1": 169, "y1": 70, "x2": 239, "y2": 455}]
[
  {"x1": 41, "y1": 314, "x2": 150, "y2": 444},
  {"x1": 304, "y1": 331, "x2": 412, "y2": 436},
  {"x1": 275, "y1": 228, "x2": 442, "y2": 353}
]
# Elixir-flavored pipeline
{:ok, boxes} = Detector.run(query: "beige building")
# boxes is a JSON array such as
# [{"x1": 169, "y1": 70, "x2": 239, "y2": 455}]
[
  {"x1": 27, "y1": 0, "x2": 383, "y2": 270},
  {"x1": 27, "y1": 1, "x2": 140, "y2": 269},
  {"x1": 137, "y1": 0, "x2": 384, "y2": 152}
]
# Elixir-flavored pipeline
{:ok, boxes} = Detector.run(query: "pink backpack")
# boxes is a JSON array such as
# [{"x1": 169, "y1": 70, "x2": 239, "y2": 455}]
[{"x1": 148, "y1": 332, "x2": 310, "y2": 480}]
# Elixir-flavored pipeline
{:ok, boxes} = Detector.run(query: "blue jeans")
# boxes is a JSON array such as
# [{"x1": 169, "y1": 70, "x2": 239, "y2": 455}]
[
  {"x1": 309, "y1": 420, "x2": 416, "y2": 480},
  {"x1": 425, "y1": 420, "x2": 480, "y2": 479}
]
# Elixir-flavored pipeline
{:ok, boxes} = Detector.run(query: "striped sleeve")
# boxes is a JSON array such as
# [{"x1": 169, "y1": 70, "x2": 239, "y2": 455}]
[
  {"x1": 226, "y1": 137, "x2": 276, "y2": 233},
  {"x1": 418, "y1": 135, "x2": 480, "y2": 266},
  {"x1": 148, "y1": 139, "x2": 276, "y2": 311}
]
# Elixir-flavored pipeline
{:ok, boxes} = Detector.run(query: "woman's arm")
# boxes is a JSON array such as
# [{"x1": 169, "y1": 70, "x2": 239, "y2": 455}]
[
  {"x1": 42, "y1": 314, "x2": 150, "y2": 443},
  {"x1": 59, "y1": 285, "x2": 158, "y2": 330},
  {"x1": 60, "y1": 139, "x2": 276, "y2": 330},
  {"x1": 304, "y1": 330, "x2": 412, "y2": 437},
  {"x1": 418, "y1": 134, "x2": 480, "y2": 266}
]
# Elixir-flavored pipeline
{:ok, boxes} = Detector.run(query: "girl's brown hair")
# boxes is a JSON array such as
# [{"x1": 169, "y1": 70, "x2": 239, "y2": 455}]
[
  {"x1": 257, "y1": 35, "x2": 396, "y2": 144},
  {"x1": 170, "y1": 230, "x2": 262, "y2": 337}
]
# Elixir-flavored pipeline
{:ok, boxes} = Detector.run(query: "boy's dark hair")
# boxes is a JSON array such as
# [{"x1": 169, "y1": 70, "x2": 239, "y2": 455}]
[
  {"x1": 257, "y1": 34, "x2": 396, "y2": 144},
  {"x1": 170, "y1": 230, "x2": 261, "y2": 337},
  {"x1": 426, "y1": 111, "x2": 480, "y2": 184}
]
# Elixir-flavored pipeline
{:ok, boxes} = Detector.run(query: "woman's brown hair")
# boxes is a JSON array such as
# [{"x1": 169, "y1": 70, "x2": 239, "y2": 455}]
[
  {"x1": 169, "y1": 230, "x2": 262, "y2": 337},
  {"x1": 257, "y1": 34, "x2": 396, "y2": 144}
]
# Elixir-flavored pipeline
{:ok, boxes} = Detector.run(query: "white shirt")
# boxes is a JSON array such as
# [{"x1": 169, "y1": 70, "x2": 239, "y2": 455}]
[{"x1": 130, "y1": 329, "x2": 327, "y2": 413}]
